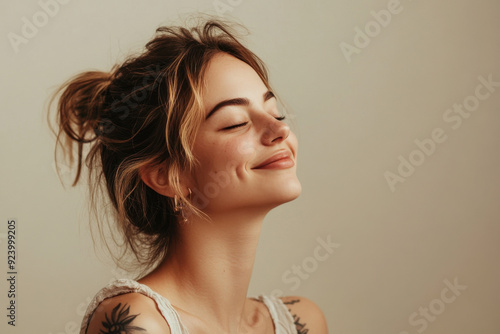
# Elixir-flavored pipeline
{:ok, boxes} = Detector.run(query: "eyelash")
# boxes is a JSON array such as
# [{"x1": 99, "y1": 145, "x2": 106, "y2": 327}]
[
  {"x1": 223, "y1": 122, "x2": 248, "y2": 130},
  {"x1": 222, "y1": 115, "x2": 286, "y2": 130}
]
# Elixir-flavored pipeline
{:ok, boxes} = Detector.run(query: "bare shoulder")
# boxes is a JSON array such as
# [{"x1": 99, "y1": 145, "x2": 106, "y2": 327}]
[
  {"x1": 85, "y1": 292, "x2": 171, "y2": 334},
  {"x1": 280, "y1": 296, "x2": 328, "y2": 334}
]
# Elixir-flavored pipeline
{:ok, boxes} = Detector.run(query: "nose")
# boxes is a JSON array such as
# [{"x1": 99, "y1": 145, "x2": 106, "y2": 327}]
[{"x1": 260, "y1": 115, "x2": 290, "y2": 145}]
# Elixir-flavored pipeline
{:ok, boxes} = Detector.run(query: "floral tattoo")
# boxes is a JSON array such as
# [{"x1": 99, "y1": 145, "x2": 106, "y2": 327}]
[{"x1": 99, "y1": 303, "x2": 146, "y2": 334}]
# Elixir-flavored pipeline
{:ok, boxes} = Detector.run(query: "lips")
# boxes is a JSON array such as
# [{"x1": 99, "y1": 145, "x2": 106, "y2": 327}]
[{"x1": 252, "y1": 150, "x2": 294, "y2": 169}]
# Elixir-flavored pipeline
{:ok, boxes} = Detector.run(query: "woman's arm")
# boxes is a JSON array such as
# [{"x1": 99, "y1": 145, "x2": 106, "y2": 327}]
[
  {"x1": 281, "y1": 296, "x2": 329, "y2": 334},
  {"x1": 84, "y1": 293, "x2": 171, "y2": 334}
]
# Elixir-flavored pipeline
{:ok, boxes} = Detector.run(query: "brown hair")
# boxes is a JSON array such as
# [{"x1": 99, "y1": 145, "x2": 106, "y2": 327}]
[{"x1": 48, "y1": 19, "x2": 273, "y2": 277}]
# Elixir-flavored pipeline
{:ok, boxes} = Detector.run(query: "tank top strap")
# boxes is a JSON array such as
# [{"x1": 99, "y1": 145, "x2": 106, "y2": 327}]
[
  {"x1": 80, "y1": 278, "x2": 190, "y2": 334},
  {"x1": 257, "y1": 295, "x2": 297, "y2": 334}
]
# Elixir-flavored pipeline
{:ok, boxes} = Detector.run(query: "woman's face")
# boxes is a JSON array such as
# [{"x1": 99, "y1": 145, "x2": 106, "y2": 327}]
[{"x1": 186, "y1": 52, "x2": 301, "y2": 214}]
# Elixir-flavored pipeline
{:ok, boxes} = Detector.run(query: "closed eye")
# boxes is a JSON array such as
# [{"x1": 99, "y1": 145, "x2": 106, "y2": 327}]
[
  {"x1": 222, "y1": 115, "x2": 285, "y2": 130},
  {"x1": 222, "y1": 122, "x2": 248, "y2": 130}
]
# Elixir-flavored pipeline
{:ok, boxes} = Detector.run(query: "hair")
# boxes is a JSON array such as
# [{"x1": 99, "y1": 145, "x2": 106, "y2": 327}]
[{"x1": 48, "y1": 19, "x2": 274, "y2": 277}]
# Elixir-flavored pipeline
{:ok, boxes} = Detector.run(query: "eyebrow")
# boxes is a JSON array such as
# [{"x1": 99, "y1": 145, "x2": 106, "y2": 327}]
[{"x1": 205, "y1": 90, "x2": 275, "y2": 120}]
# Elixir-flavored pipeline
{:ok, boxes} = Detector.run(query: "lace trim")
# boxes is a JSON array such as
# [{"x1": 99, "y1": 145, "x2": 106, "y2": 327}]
[
  {"x1": 80, "y1": 278, "x2": 296, "y2": 334},
  {"x1": 79, "y1": 278, "x2": 189, "y2": 334},
  {"x1": 257, "y1": 295, "x2": 297, "y2": 334}
]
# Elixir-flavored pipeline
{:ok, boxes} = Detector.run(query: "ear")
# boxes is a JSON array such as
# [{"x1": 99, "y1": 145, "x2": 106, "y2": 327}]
[{"x1": 139, "y1": 163, "x2": 178, "y2": 198}]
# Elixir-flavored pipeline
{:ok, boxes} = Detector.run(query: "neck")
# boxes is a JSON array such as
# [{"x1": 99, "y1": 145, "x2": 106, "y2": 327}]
[{"x1": 139, "y1": 208, "x2": 269, "y2": 333}]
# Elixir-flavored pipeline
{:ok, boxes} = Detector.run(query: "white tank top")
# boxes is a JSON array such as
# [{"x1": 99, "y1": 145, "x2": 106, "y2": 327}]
[{"x1": 79, "y1": 278, "x2": 297, "y2": 334}]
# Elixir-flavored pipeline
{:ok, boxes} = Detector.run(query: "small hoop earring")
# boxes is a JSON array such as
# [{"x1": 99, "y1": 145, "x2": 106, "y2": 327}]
[
  {"x1": 174, "y1": 188, "x2": 192, "y2": 223},
  {"x1": 173, "y1": 195, "x2": 182, "y2": 213}
]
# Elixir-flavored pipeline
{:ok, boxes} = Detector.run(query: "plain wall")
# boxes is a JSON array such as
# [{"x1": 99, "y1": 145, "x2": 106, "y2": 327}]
[{"x1": 1, "y1": 0, "x2": 499, "y2": 333}]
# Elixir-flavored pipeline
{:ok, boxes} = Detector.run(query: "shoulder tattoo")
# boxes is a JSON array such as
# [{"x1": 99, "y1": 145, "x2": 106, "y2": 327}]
[
  {"x1": 99, "y1": 302, "x2": 147, "y2": 334},
  {"x1": 284, "y1": 299, "x2": 309, "y2": 334}
]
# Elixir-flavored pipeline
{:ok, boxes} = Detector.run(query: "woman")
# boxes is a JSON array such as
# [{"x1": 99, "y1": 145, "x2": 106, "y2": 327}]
[{"x1": 51, "y1": 19, "x2": 328, "y2": 334}]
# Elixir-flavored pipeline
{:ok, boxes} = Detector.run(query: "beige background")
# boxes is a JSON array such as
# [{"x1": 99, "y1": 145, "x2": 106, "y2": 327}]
[{"x1": 1, "y1": 0, "x2": 499, "y2": 333}]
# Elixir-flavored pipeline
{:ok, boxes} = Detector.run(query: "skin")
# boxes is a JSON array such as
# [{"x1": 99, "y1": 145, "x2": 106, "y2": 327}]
[{"x1": 87, "y1": 53, "x2": 328, "y2": 333}]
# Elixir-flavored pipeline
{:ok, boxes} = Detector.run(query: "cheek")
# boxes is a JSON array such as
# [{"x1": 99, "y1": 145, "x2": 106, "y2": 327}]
[
  {"x1": 192, "y1": 137, "x2": 256, "y2": 182},
  {"x1": 234, "y1": 138, "x2": 257, "y2": 158},
  {"x1": 222, "y1": 138, "x2": 257, "y2": 176}
]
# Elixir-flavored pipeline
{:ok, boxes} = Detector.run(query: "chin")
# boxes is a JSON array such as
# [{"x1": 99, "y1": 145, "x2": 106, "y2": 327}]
[
  {"x1": 268, "y1": 178, "x2": 302, "y2": 207},
  {"x1": 283, "y1": 180, "x2": 302, "y2": 202}
]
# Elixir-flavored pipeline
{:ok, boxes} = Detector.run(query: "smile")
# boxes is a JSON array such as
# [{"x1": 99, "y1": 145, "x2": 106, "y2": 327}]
[{"x1": 252, "y1": 151, "x2": 295, "y2": 170}]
